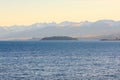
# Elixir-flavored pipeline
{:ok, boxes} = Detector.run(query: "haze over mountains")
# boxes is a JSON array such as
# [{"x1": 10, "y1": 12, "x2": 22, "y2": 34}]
[{"x1": 0, "y1": 20, "x2": 120, "y2": 40}]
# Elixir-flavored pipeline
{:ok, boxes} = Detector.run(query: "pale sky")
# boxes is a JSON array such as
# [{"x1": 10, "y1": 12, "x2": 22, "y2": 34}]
[{"x1": 0, "y1": 0, "x2": 120, "y2": 26}]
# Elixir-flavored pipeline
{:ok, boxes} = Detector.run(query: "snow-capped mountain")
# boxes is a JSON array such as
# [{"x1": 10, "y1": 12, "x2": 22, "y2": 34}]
[{"x1": 0, "y1": 19, "x2": 120, "y2": 39}]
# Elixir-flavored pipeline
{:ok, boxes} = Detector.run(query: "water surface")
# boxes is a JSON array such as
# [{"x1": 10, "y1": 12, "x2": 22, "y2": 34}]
[{"x1": 0, "y1": 41, "x2": 120, "y2": 80}]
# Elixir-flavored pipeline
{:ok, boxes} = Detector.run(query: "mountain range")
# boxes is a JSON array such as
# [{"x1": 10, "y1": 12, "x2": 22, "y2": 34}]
[{"x1": 0, "y1": 19, "x2": 120, "y2": 40}]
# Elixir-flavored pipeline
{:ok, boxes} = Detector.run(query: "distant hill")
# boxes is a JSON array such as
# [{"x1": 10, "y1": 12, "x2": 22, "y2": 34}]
[{"x1": 41, "y1": 36, "x2": 78, "y2": 40}]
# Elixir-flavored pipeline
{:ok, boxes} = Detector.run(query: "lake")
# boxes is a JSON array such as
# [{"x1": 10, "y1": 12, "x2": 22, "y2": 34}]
[{"x1": 0, "y1": 41, "x2": 120, "y2": 80}]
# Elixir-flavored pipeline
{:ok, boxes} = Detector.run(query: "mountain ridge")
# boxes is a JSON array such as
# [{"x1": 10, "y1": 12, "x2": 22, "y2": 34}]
[{"x1": 0, "y1": 19, "x2": 120, "y2": 39}]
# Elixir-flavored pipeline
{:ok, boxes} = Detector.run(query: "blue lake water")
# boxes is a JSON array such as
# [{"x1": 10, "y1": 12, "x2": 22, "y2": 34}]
[{"x1": 0, "y1": 41, "x2": 120, "y2": 80}]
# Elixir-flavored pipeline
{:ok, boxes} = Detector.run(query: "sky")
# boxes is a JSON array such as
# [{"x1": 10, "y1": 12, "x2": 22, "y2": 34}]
[{"x1": 0, "y1": 0, "x2": 120, "y2": 26}]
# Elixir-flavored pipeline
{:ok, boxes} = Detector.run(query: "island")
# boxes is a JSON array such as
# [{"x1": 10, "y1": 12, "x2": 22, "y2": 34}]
[
  {"x1": 100, "y1": 37, "x2": 120, "y2": 41},
  {"x1": 41, "y1": 36, "x2": 78, "y2": 40}
]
